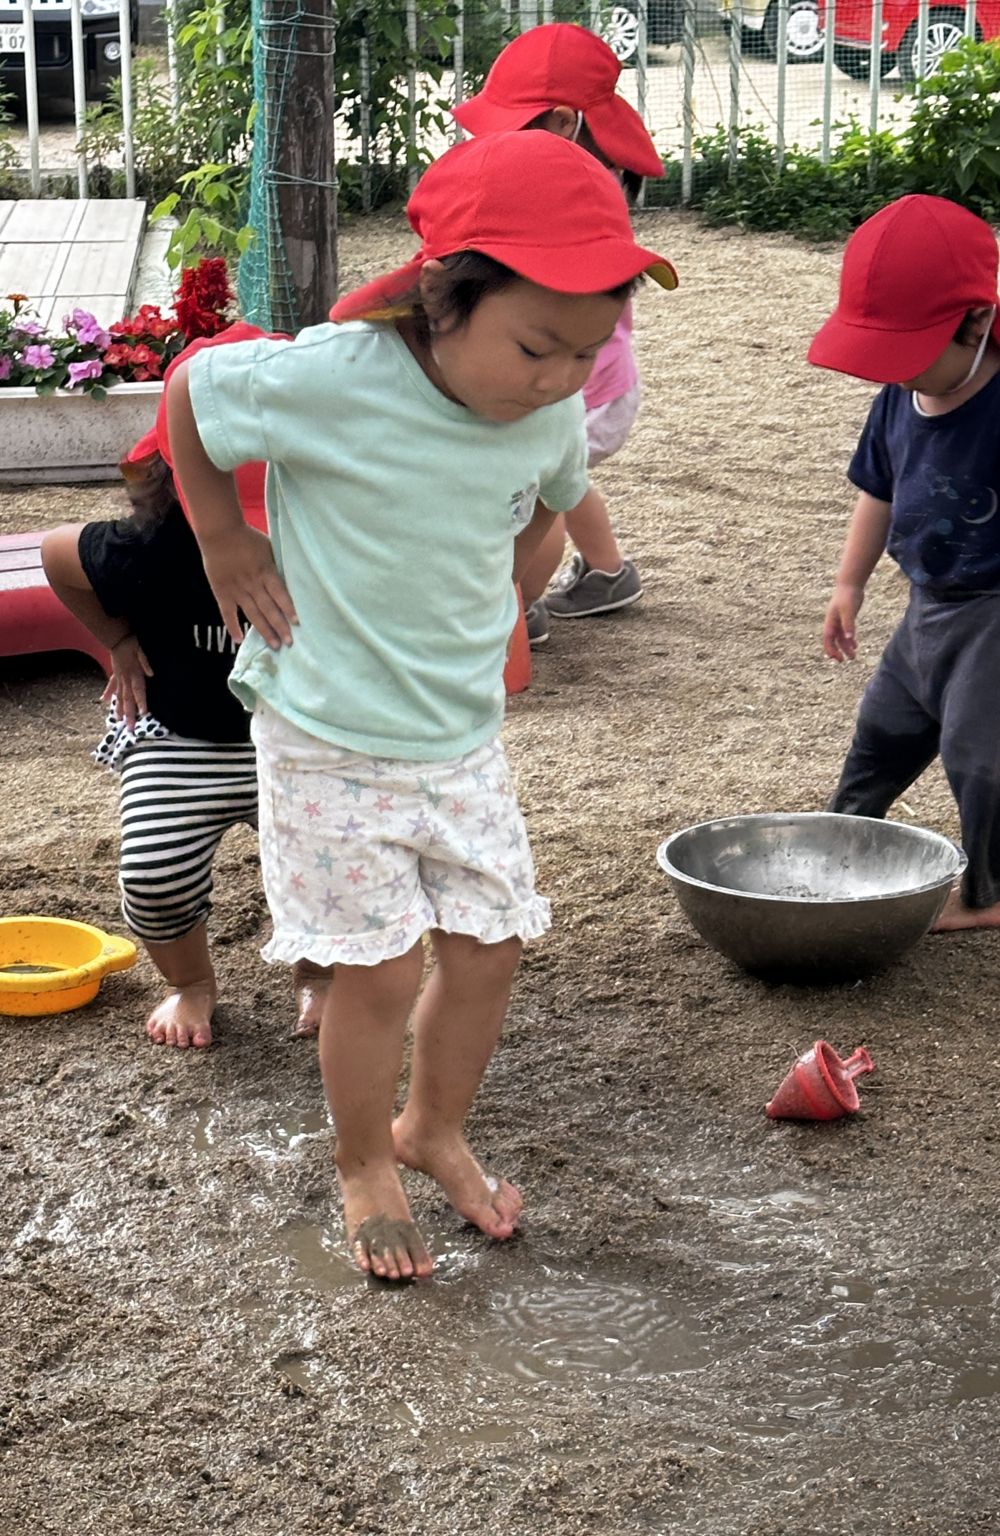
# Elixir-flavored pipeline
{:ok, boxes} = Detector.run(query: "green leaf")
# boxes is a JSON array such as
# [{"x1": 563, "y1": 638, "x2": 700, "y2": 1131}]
[{"x1": 151, "y1": 193, "x2": 181, "y2": 221}]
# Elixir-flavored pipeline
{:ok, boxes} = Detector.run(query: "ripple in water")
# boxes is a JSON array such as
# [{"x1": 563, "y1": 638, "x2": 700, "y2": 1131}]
[{"x1": 476, "y1": 1269, "x2": 712, "y2": 1383}]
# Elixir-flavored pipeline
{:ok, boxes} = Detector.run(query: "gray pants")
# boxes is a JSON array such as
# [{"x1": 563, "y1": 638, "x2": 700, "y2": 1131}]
[{"x1": 829, "y1": 586, "x2": 1000, "y2": 909}]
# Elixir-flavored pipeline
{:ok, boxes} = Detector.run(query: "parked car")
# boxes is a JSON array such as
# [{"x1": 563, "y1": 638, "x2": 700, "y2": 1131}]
[
  {"x1": 820, "y1": 0, "x2": 987, "y2": 80},
  {"x1": 599, "y1": 0, "x2": 685, "y2": 60},
  {"x1": 0, "y1": 0, "x2": 137, "y2": 102},
  {"x1": 718, "y1": 0, "x2": 825, "y2": 61}
]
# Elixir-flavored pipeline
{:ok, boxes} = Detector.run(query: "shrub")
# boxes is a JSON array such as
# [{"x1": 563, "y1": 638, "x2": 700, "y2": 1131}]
[
  {"x1": 899, "y1": 37, "x2": 1000, "y2": 220},
  {"x1": 648, "y1": 38, "x2": 1000, "y2": 239}
]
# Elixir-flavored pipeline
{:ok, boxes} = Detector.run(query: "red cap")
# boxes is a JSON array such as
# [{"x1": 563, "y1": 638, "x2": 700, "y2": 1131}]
[
  {"x1": 453, "y1": 24, "x2": 663, "y2": 181},
  {"x1": 124, "y1": 321, "x2": 289, "y2": 532},
  {"x1": 808, "y1": 195, "x2": 1000, "y2": 384},
  {"x1": 331, "y1": 131, "x2": 676, "y2": 324}
]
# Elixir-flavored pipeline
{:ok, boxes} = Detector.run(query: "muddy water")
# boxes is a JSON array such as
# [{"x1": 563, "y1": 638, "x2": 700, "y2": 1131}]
[{"x1": 155, "y1": 1098, "x2": 1000, "y2": 1450}]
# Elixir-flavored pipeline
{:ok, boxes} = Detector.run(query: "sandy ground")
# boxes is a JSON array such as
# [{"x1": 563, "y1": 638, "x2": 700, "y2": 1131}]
[{"x1": 1, "y1": 210, "x2": 998, "y2": 1535}]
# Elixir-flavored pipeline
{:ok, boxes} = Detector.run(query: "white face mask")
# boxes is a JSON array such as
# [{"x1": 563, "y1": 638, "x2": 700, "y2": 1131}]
[
  {"x1": 570, "y1": 109, "x2": 584, "y2": 143},
  {"x1": 943, "y1": 305, "x2": 996, "y2": 393}
]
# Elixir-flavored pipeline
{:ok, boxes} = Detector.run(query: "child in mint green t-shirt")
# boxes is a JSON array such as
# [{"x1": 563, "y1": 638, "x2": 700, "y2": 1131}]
[{"x1": 166, "y1": 130, "x2": 676, "y2": 1282}]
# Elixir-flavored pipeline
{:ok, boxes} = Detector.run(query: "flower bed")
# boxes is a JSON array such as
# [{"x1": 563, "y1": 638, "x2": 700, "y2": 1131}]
[{"x1": 0, "y1": 259, "x2": 234, "y2": 484}]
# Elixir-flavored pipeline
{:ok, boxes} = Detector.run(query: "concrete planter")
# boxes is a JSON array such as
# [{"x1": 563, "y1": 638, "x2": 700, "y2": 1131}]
[{"x1": 0, "y1": 381, "x2": 163, "y2": 484}]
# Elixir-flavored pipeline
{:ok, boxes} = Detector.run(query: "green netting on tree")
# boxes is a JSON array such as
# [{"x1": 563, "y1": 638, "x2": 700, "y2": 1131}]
[{"x1": 237, "y1": 0, "x2": 300, "y2": 330}]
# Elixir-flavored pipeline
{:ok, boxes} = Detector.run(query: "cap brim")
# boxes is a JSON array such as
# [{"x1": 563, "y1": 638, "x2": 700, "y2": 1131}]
[
  {"x1": 332, "y1": 242, "x2": 676, "y2": 323},
  {"x1": 452, "y1": 94, "x2": 553, "y2": 137},
  {"x1": 331, "y1": 256, "x2": 426, "y2": 323},
  {"x1": 585, "y1": 94, "x2": 664, "y2": 179},
  {"x1": 807, "y1": 310, "x2": 963, "y2": 384},
  {"x1": 454, "y1": 91, "x2": 663, "y2": 180},
  {"x1": 480, "y1": 236, "x2": 676, "y2": 294},
  {"x1": 121, "y1": 428, "x2": 159, "y2": 467}
]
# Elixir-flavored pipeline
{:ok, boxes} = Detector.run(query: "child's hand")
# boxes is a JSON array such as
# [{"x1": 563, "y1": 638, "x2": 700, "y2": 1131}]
[
  {"x1": 103, "y1": 634, "x2": 153, "y2": 728},
  {"x1": 823, "y1": 582, "x2": 864, "y2": 662},
  {"x1": 200, "y1": 525, "x2": 298, "y2": 650}
]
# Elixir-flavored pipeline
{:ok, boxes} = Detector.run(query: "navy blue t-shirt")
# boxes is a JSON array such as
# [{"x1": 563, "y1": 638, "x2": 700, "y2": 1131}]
[
  {"x1": 79, "y1": 506, "x2": 251, "y2": 742},
  {"x1": 850, "y1": 369, "x2": 1000, "y2": 592}
]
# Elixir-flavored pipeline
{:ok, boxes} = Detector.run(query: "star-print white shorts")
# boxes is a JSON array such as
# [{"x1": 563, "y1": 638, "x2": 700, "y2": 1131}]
[{"x1": 251, "y1": 700, "x2": 551, "y2": 967}]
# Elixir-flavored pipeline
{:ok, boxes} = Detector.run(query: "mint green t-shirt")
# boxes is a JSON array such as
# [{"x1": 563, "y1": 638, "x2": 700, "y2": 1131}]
[{"x1": 188, "y1": 322, "x2": 588, "y2": 761}]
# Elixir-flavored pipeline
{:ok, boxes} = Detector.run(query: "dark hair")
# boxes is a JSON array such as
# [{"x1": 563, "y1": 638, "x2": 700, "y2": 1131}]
[
  {"x1": 119, "y1": 449, "x2": 182, "y2": 532},
  {"x1": 400, "y1": 250, "x2": 637, "y2": 347}
]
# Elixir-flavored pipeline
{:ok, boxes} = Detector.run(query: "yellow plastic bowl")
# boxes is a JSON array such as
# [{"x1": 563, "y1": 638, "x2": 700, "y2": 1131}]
[{"x1": 0, "y1": 916, "x2": 137, "y2": 1016}]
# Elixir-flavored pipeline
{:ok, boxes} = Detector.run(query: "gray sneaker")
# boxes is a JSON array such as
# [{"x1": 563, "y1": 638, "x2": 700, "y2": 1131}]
[
  {"x1": 545, "y1": 554, "x2": 643, "y2": 618},
  {"x1": 524, "y1": 598, "x2": 550, "y2": 647}
]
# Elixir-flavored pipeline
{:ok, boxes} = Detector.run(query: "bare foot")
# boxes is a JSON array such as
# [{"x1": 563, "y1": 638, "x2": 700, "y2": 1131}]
[
  {"x1": 145, "y1": 981, "x2": 216, "y2": 1049},
  {"x1": 291, "y1": 959, "x2": 334, "y2": 1038},
  {"x1": 392, "y1": 1116, "x2": 523, "y2": 1240},
  {"x1": 339, "y1": 1160, "x2": 434, "y2": 1281},
  {"x1": 932, "y1": 891, "x2": 1000, "y2": 932}
]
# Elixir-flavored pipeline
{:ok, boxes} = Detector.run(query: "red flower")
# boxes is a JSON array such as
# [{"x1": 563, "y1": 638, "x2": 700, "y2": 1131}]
[
  {"x1": 100, "y1": 259, "x2": 233, "y2": 381},
  {"x1": 174, "y1": 257, "x2": 233, "y2": 339}
]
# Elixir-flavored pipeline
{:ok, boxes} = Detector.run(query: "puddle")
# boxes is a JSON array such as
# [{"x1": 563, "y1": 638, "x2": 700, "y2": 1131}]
[
  {"x1": 1, "y1": 962, "x2": 62, "y2": 974},
  {"x1": 474, "y1": 1263, "x2": 713, "y2": 1384},
  {"x1": 268, "y1": 1218, "x2": 357, "y2": 1291},
  {"x1": 191, "y1": 1102, "x2": 331, "y2": 1159},
  {"x1": 741, "y1": 1272, "x2": 1000, "y2": 1437},
  {"x1": 705, "y1": 1186, "x2": 827, "y2": 1240}
]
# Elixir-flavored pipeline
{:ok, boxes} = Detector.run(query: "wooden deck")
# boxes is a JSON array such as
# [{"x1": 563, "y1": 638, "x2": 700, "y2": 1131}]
[{"x1": 0, "y1": 199, "x2": 146, "y2": 330}]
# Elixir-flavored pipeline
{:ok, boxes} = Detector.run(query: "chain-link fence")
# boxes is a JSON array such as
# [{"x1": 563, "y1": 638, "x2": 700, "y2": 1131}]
[{"x1": 330, "y1": 0, "x2": 985, "y2": 208}]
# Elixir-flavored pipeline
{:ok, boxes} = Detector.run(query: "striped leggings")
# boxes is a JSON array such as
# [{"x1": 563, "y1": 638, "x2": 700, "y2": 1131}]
[{"x1": 118, "y1": 736, "x2": 259, "y2": 943}]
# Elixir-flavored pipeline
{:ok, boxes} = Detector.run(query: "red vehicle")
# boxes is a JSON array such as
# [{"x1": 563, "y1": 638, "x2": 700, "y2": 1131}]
[{"x1": 820, "y1": 0, "x2": 996, "y2": 81}]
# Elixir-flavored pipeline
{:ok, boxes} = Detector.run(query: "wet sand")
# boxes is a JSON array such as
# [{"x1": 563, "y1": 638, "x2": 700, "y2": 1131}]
[{"x1": 1, "y1": 211, "x2": 998, "y2": 1535}]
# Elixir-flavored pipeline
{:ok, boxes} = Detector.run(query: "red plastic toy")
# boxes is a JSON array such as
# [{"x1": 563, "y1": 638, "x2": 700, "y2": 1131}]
[
  {"x1": 766, "y1": 1040, "x2": 875, "y2": 1121},
  {"x1": 504, "y1": 584, "x2": 532, "y2": 696},
  {"x1": 0, "y1": 531, "x2": 111, "y2": 675}
]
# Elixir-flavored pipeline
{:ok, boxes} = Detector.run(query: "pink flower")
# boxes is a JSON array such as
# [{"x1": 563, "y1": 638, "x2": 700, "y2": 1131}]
[
  {"x1": 66, "y1": 357, "x2": 104, "y2": 387},
  {"x1": 13, "y1": 319, "x2": 44, "y2": 339},
  {"x1": 21, "y1": 343, "x2": 54, "y2": 370},
  {"x1": 0, "y1": 356, "x2": 11, "y2": 381},
  {"x1": 66, "y1": 308, "x2": 111, "y2": 349}
]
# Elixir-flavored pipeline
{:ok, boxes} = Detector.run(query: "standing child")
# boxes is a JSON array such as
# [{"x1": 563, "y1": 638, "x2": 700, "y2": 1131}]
[
  {"x1": 166, "y1": 131, "x2": 677, "y2": 1279},
  {"x1": 41, "y1": 323, "x2": 332, "y2": 1048},
  {"x1": 810, "y1": 194, "x2": 1000, "y2": 931},
  {"x1": 452, "y1": 22, "x2": 664, "y2": 644}
]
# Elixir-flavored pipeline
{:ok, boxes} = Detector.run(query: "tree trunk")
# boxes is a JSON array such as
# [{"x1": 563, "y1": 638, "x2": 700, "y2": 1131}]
[{"x1": 262, "y1": 0, "x2": 338, "y2": 330}]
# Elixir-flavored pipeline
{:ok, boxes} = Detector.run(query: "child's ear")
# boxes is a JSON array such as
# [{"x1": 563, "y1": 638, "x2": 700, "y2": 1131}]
[
  {"x1": 968, "y1": 304, "x2": 995, "y2": 341},
  {"x1": 536, "y1": 105, "x2": 578, "y2": 139},
  {"x1": 418, "y1": 258, "x2": 449, "y2": 329}
]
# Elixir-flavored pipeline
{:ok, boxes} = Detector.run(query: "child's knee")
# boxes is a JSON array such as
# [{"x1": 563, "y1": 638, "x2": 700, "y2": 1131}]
[
  {"x1": 440, "y1": 930, "x2": 522, "y2": 981},
  {"x1": 334, "y1": 941, "x2": 424, "y2": 1013},
  {"x1": 119, "y1": 875, "x2": 211, "y2": 945}
]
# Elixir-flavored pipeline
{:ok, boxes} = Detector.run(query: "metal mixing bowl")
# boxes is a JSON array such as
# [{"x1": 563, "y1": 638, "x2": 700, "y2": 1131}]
[{"x1": 656, "y1": 812, "x2": 967, "y2": 982}]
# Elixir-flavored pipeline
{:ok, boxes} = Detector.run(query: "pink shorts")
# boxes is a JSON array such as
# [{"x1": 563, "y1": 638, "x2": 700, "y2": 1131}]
[
  {"x1": 586, "y1": 384, "x2": 641, "y2": 468},
  {"x1": 251, "y1": 701, "x2": 551, "y2": 967}
]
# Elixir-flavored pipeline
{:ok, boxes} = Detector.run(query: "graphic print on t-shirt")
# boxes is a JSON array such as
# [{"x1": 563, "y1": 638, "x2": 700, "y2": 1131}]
[
  {"x1": 78, "y1": 507, "x2": 253, "y2": 742},
  {"x1": 193, "y1": 622, "x2": 249, "y2": 655}
]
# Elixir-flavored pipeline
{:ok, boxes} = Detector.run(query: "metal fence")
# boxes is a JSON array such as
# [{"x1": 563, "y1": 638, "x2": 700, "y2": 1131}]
[
  {"x1": 0, "y1": 0, "x2": 985, "y2": 203},
  {"x1": 334, "y1": 0, "x2": 983, "y2": 211},
  {"x1": 1, "y1": 0, "x2": 138, "y2": 195}
]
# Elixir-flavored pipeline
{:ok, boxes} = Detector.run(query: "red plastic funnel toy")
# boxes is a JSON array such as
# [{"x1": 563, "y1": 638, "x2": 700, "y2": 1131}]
[{"x1": 766, "y1": 1040, "x2": 875, "y2": 1121}]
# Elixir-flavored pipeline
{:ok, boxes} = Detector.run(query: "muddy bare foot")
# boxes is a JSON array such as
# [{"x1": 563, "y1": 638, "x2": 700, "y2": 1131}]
[
  {"x1": 291, "y1": 959, "x2": 334, "y2": 1038},
  {"x1": 145, "y1": 982, "x2": 216, "y2": 1049},
  {"x1": 932, "y1": 892, "x2": 1000, "y2": 932},
  {"x1": 392, "y1": 1117, "x2": 523, "y2": 1240},
  {"x1": 339, "y1": 1161, "x2": 434, "y2": 1281}
]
